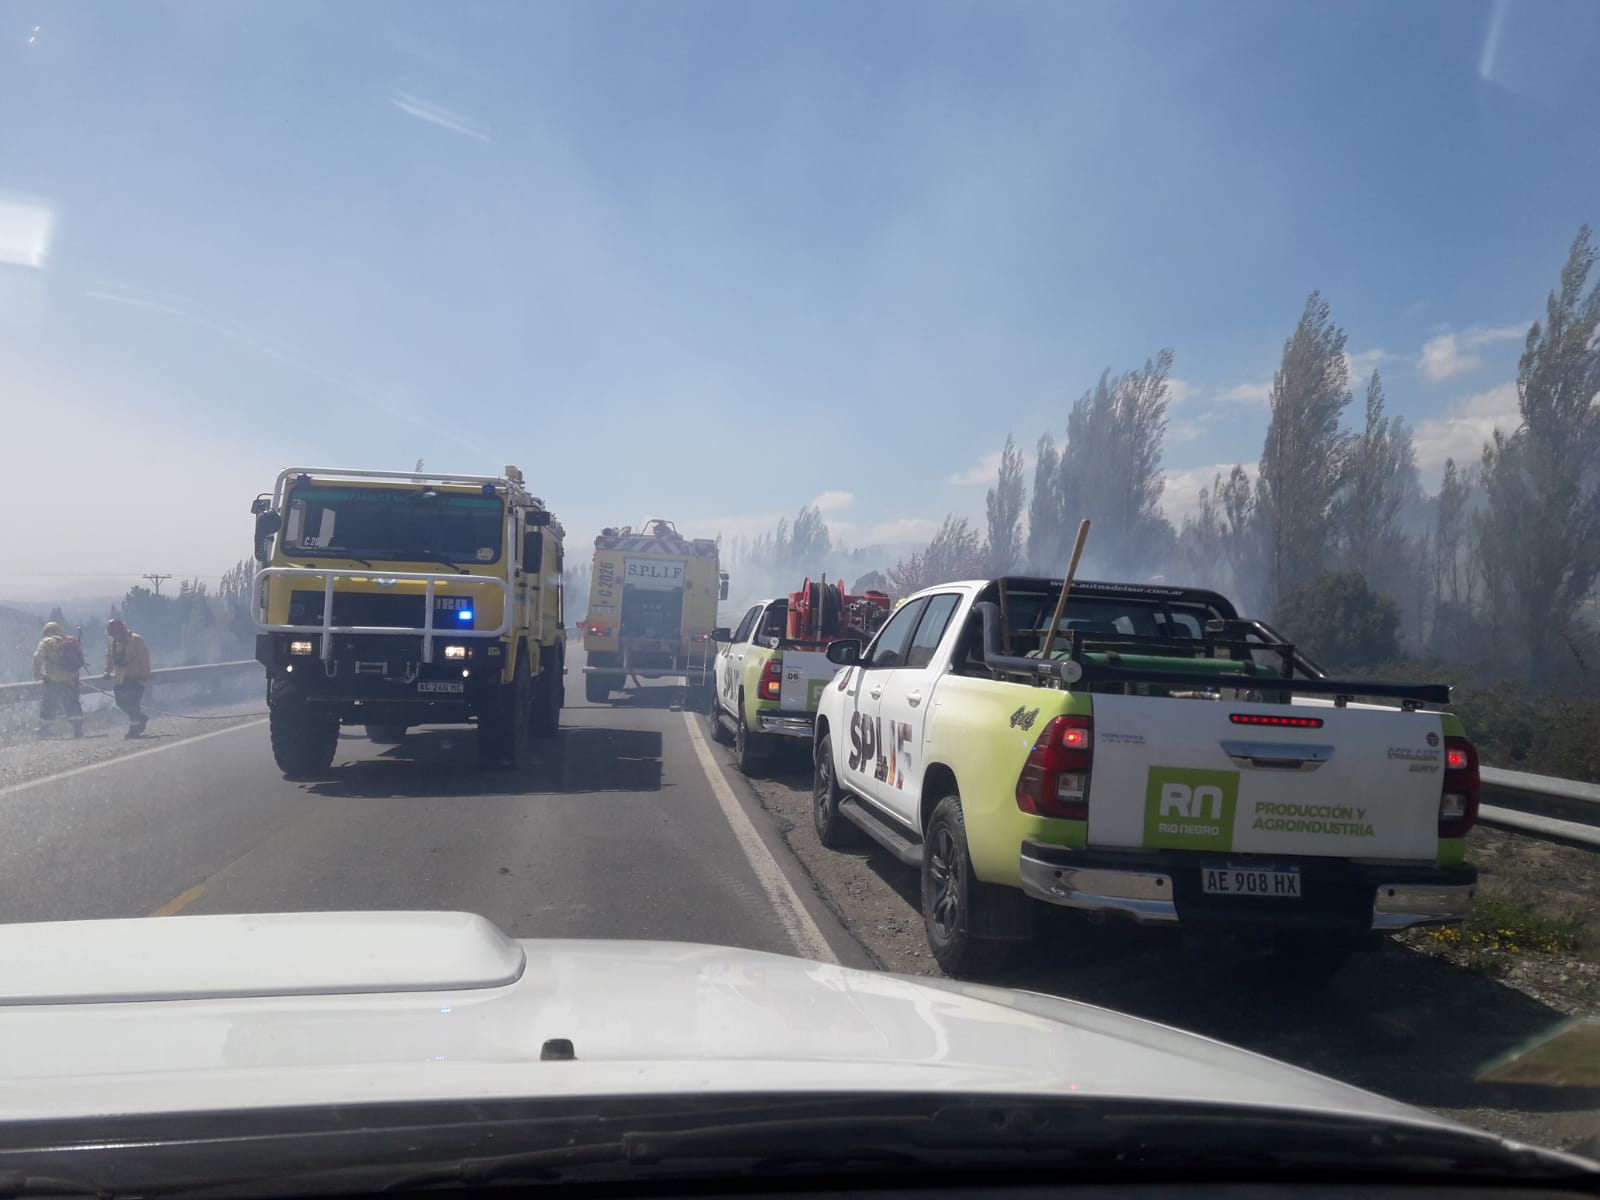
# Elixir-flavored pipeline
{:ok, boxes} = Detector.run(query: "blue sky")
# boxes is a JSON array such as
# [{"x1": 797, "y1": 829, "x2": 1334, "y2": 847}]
[{"x1": 1, "y1": 0, "x2": 1597, "y2": 598}]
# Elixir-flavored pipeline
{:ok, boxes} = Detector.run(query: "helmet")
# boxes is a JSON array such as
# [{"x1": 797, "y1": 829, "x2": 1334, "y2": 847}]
[
  {"x1": 107, "y1": 618, "x2": 128, "y2": 638},
  {"x1": 41, "y1": 621, "x2": 64, "y2": 637}
]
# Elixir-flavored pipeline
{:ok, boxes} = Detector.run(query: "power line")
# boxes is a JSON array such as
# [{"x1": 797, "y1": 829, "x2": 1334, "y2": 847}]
[{"x1": 141, "y1": 573, "x2": 173, "y2": 596}]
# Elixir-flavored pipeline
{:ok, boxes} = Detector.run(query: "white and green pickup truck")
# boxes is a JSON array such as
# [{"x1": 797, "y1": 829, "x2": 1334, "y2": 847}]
[
  {"x1": 811, "y1": 576, "x2": 1481, "y2": 977},
  {"x1": 706, "y1": 597, "x2": 840, "y2": 773}
]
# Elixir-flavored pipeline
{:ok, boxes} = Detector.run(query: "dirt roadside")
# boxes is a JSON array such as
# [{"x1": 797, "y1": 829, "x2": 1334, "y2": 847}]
[{"x1": 738, "y1": 741, "x2": 1600, "y2": 1155}]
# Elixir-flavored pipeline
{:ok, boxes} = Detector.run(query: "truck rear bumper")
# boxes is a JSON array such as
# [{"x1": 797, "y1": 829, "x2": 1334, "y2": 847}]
[
  {"x1": 757, "y1": 714, "x2": 814, "y2": 739},
  {"x1": 1019, "y1": 852, "x2": 1179, "y2": 925},
  {"x1": 1019, "y1": 841, "x2": 1477, "y2": 932}
]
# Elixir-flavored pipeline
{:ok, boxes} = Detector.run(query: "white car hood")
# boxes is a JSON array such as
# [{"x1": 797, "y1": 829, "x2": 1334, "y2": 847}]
[{"x1": 0, "y1": 911, "x2": 1437, "y2": 1127}]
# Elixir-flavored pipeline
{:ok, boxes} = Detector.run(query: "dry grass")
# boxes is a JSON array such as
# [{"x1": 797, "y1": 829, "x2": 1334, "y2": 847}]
[{"x1": 1405, "y1": 828, "x2": 1600, "y2": 1002}]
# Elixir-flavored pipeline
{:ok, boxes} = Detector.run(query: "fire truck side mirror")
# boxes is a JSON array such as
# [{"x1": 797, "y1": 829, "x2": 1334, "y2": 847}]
[
  {"x1": 253, "y1": 511, "x2": 282, "y2": 564},
  {"x1": 528, "y1": 510, "x2": 552, "y2": 527},
  {"x1": 719, "y1": 573, "x2": 730, "y2": 600},
  {"x1": 524, "y1": 530, "x2": 544, "y2": 566}
]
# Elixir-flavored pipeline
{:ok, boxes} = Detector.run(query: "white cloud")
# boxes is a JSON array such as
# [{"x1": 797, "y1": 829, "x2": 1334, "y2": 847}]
[
  {"x1": 949, "y1": 445, "x2": 1028, "y2": 486},
  {"x1": 1417, "y1": 324, "x2": 1525, "y2": 383},
  {"x1": 1159, "y1": 462, "x2": 1258, "y2": 526},
  {"x1": 811, "y1": 489, "x2": 854, "y2": 513},
  {"x1": 1412, "y1": 381, "x2": 1520, "y2": 481},
  {"x1": 1166, "y1": 377, "x2": 1194, "y2": 406},
  {"x1": 1167, "y1": 420, "x2": 1204, "y2": 445},
  {"x1": 390, "y1": 92, "x2": 492, "y2": 142},
  {"x1": 1344, "y1": 348, "x2": 1390, "y2": 379},
  {"x1": 1212, "y1": 378, "x2": 1272, "y2": 407}
]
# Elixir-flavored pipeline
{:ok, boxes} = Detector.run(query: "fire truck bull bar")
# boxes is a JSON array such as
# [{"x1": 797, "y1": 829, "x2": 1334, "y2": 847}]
[{"x1": 253, "y1": 567, "x2": 510, "y2": 664}]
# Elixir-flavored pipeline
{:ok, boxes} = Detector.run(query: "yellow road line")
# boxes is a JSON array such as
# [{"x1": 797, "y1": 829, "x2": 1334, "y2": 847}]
[{"x1": 149, "y1": 884, "x2": 205, "y2": 917}]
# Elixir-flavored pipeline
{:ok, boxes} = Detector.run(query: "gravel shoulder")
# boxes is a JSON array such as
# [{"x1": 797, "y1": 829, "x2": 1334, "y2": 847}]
[{"x1": 741, "y1": 742, "x2": 1600, "y2": 1156}]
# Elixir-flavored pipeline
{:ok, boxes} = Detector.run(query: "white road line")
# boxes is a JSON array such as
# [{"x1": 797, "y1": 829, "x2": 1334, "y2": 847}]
[
  {"x1": 0, "y1": 719, "x2": 268, "y2": 800},
  {"x1": 680, "y1": 712, "x2": 838, "y2": 964}
]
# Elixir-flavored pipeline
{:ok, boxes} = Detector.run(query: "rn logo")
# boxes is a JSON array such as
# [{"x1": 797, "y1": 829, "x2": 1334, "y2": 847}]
[{"x1": 1142, "y1": 767, "x2": 1240, "y2": 850}]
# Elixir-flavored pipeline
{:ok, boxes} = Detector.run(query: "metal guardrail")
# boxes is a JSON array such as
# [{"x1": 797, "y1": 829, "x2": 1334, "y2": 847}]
[
  {"x1": 1479, "y1": 766, "x2": 1600, "y2": 851},
  {"x1": 0, "y1": 660, "x2": 260, "y2": 704}
]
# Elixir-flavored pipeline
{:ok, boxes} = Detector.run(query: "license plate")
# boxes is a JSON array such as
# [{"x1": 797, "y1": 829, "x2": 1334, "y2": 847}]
[
  {"x1": 1202, "y1": 864, "x2": 1301, "y2": 898},
  {"x1": 417, "y1": 681, "x2": 464, "y2": 694}
]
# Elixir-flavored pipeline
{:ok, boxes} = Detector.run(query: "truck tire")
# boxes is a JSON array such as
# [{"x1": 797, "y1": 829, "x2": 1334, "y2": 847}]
[
  {"x1": 922, "y1": 795, "x2": 1011, "y2": 977},
  {"x1": 584, "y1": 673, "x2": 614, "y2": 705},
  {"x1": 364, "y1": 724, "x2": 407, "y2": 745},
  {"x1": 705, "y1": 687, "x2": 734, "y2": 744},
  {"x1": 478, "y1": 652, "x2": 532, "y2": 769},
  {"x1": 532, "y1": 646, "x2": 562, "y2": 738},
  {"x1": 270, "y1": 698, "x2": 339, "y2": 781},
  {"x1": 813, "y1": 735, "x2": 857, "y2": 848},
  {"x1": 734, "y1": 692, "x2": 768, "y2": 775}
]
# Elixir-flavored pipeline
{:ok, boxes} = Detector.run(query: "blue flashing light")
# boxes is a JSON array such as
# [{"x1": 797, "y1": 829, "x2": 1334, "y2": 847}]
[{"x1": 457, "y1": 609, "x2": 474, "y2": 622}]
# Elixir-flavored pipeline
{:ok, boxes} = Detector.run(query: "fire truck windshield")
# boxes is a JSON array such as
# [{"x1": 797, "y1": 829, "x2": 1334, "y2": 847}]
[{"x1": 282, "y1": 487, "x2": 504, "y2": 566}]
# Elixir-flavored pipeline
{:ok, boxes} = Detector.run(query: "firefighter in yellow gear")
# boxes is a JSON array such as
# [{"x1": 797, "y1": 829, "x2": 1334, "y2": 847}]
[
  {"x1": 33, "y1": 622, "x2": 84, "y2": 739},
  {"x1": 104, "y1": 618, "x2": 153, "y2": 738}
]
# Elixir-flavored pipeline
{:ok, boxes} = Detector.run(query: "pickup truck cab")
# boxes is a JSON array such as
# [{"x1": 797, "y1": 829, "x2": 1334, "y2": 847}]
[
  {"x1": 707, "y1": 597, "x2": 837, "y2": 773},
  {"x1": 812, "y1": 576, "x2": 1480, "y2": 977}
]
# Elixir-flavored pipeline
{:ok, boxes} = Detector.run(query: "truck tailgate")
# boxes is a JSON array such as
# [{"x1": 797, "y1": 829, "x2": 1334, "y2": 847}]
[
  {"x1": 1087, "y1": 694, "x2": 1445, "y2": 860},
  {"x1": 778, "y1": 649, "x2": 834, "y2": 713}
]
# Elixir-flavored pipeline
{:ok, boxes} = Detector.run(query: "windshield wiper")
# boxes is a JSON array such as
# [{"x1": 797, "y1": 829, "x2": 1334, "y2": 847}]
[
  {"x1": 409, "y1": 549, "x2": 469, "y2": 575},
  {"x1": 285, "y1": 553, "x2": 375, "y2": 568},
  {"x1": 80, "y1": 1096, "x2": 1600, "y2": 1199}
]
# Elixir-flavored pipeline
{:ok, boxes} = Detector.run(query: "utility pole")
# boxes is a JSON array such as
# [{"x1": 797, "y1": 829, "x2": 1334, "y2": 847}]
[{"x1": 141, "y1": 573, "x2": 172, "y2": 596}]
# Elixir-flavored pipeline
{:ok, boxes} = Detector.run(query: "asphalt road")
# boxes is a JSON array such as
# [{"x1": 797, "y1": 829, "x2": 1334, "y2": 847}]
[{"x1": 0, "y1": 647, "x2": 868, "y2": 969}]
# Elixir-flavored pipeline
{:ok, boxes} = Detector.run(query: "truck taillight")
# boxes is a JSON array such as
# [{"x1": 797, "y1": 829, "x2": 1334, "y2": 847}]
[
  {"x1": 1016, "y1": 715, "x2": 1092, "y2": 821},
  {"x1": 759, "y1": 657, "x2": 783, "y2": 702},
  {"x1": 586, "y1": 623, "x2": 612, "y2": 638},
  {"x1": 1439, "y1": 735, "x2": 1480, "y2": 839}
]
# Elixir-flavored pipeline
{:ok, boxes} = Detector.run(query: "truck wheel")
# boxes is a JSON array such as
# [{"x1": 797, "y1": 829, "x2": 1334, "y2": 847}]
[
  {"x1": 270, "y1": 698, "x2": 339, "y2": 781},
  {"x1": 813, "y1": 736, "x2": 857, "y2": 848},
  {"x1": 705, "y1": 688, "x2": 734, "y2": 744},
  {"x1": 734, "y1": 693, "x2": 767, "y2": 774},
  {"x1": 584, "y1": 673, "x2": 613, "y2": 705},
  {"x1": 364, "y1": 724, "x2": 407, "y2": 745},
  {"x1": 922, "y1": 795, "x2": 1011, "y2": 977},
  {"x1": 532, "y1": 647, "x2": 562, "y2": 738},
  {"x1": 478, "y1": 653, "x2": 532, "y2": 769}
]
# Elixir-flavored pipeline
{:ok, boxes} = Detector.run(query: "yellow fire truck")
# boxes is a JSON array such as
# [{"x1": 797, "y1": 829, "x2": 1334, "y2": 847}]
[
  {"x1": 250, "y1": 466, "x2": 564, "y2": 776},
  {"x1": 581, "y1": 519, "x2": 728, "y2": 704}
]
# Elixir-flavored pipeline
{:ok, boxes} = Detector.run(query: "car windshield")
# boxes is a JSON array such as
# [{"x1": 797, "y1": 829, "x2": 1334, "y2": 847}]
[
  {"x1": 2, "y1": 0, "x2": 1598, "y2": 1184},
  {"x1": 283, "y1": 486, "x2": 504, "y2": 564}
]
